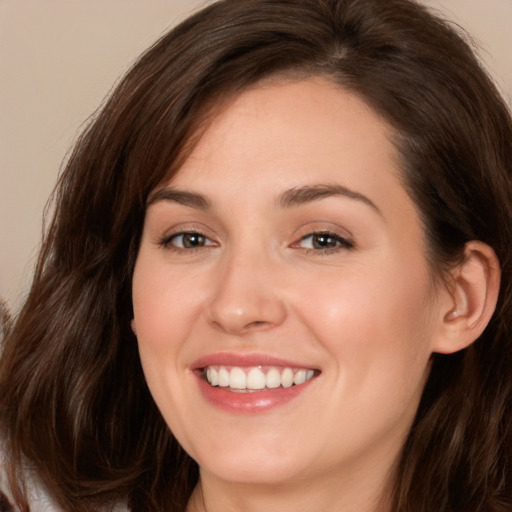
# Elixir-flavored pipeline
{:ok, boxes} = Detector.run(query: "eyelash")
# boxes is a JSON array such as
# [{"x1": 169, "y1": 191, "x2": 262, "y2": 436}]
[
  {"x1": 158, "y1": 231, "x2": 215, "y2": 251},
  {"x1": 158, "y1": 229, "x2": 354, "y2": 255},
  {"x1": 295, "y1": 231, "x2": 354, "y2": 254}
]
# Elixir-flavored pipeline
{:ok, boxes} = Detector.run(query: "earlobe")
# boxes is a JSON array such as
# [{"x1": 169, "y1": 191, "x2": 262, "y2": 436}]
[
  {"x1": 433, "y1": 241, "x2": 500, "y2": 354},
  {"x1": 131, "y1": 319, "x2": 137, "y2": 336}
]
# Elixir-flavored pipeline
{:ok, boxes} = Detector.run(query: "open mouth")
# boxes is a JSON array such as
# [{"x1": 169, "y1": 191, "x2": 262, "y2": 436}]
[{"x1": 202, "y1": 365, "x2": 319, "y2": 392}]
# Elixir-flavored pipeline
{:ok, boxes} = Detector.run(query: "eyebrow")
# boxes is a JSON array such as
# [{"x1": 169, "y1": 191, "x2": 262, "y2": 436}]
[
  {"x1": 147, "y1": 187, "x2": 210, "y2": 209},
  {"x1": 278, "y1": 184, "x2": 382, "y2": 215},
  {"x1": 147, "y1": 183, "x2": 382, "y2": 216}
]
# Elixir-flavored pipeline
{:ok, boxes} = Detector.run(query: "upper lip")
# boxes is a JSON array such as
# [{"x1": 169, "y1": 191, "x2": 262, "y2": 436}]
[{"x1": 191, "y1": 352, "x2": 319, "y2": 371}]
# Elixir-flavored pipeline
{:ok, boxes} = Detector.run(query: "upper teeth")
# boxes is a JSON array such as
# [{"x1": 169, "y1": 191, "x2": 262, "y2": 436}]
[{"x1": 204, "y1": 366, "x2": 315, "y2": 390}]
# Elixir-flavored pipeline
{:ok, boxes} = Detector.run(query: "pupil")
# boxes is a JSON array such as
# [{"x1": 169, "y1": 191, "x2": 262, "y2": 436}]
[
  {"x1": 184, "y1": 233, "x2": 204, "y2": 248},
  {"x1": 313, "y1": 234, "x2": 336, "y2": 249}
]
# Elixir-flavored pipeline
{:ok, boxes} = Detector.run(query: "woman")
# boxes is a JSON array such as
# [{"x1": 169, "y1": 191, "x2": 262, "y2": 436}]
[{"x1": 1, "y1": 0, "x2": 511, "y2": 510}]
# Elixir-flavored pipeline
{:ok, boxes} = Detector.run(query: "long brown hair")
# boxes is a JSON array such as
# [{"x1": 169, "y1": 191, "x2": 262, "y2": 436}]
[{"x1": 1, "y1": 0, "x2": 511, "y2": 510}]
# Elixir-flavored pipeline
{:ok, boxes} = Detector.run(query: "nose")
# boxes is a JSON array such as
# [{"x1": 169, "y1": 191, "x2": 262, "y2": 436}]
[{"x1": 205, "y1": 250, "x2": 287, "y2": 335}]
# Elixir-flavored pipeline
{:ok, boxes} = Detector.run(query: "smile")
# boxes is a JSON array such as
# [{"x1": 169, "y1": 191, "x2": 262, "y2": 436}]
[{"x1": 203, "y1": 365, "x2": 317, "y2": 391}]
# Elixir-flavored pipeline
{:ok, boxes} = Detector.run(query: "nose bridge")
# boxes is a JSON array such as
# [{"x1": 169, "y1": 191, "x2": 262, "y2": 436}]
[{"x1": 206, "y1": 241, "x2": 286, "y2": 334}]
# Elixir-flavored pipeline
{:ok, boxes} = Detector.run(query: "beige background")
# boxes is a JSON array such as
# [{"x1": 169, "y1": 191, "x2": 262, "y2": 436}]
[{"x1": 1, "y1": 0, "x2": 511, "y2": 312}]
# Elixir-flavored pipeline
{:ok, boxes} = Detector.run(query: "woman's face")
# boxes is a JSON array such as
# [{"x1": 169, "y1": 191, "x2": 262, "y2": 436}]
[{"x1": 132, "y1": 78, "x2": 447, "y2": 489}]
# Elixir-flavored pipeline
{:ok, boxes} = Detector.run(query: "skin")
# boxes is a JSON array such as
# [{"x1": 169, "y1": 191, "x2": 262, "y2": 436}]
[{"x1": 132, "y1": 78, "x2": 456, "y2": 512}]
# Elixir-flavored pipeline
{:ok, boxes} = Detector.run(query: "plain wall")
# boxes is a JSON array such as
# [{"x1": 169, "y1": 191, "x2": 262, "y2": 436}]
[{"x1": 1, "y1": 0, "x2": 511, "y2": 312}]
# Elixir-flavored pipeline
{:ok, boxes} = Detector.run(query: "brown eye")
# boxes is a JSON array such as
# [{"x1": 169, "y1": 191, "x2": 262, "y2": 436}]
[
  {"x1": 299, "y1": 232, "x2": 353, "y2": 252},
  {"x1": 181, "y1": 233, "x2": 206, "y2": 248},
  {"x1": 164, "y1": 232, "x2": 213, "y2": 249},
  {"x1": 311, "y1": 234, "x2": 339, "y2": 249}
]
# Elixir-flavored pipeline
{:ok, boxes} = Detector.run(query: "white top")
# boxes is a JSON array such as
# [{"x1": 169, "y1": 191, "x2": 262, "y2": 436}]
[
  {"x1": 0, "y1": 448, "x2": 128, "y2": 512},
  {"x1": 0, "y1": 307, "x2": 127, "y2": 511},
  {"x1": 0, "y1": 451, "x2": 62, "y2": 511}
]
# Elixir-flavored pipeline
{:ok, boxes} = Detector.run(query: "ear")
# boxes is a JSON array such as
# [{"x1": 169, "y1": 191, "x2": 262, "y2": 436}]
[
  {"x1": 433, "y1": 241, "x2": 500, "y2": 354},
  {"x1": 131, "y1": 319, "x2": 137, "y2": 336}
]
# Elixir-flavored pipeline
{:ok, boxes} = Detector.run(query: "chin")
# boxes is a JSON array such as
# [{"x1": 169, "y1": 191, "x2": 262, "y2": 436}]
[
  {"x1": 190, "y1": 439, "x2": 310, "y2": 485},
  {"x1": 199, "y1": 457, "x2": 305, "y2": 486}
]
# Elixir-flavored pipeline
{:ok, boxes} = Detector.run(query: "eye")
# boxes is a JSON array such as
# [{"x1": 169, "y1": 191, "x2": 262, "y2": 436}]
[
  {"x1": 298, "y1": 232, "x2": 353, "y2": 252},
  {"x1": 160, "y1": 231, "x2": 215, "y2": 250}
]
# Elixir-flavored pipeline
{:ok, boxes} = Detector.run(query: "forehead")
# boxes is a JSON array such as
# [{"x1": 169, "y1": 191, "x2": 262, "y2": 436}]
[{"x1": 166, "y1": 78, "x2": 411, "y2": 214}]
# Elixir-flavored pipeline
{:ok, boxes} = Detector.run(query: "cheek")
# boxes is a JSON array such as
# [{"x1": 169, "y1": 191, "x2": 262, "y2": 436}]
[
  {"x1": 132, "y1": 256, "x2": 185, "y2": 391},
  {"x1": 132, "y1": 259, "x2": 197, "y2": 435},
  {"x1": 296, "y1": 255, "x2": 436, "y2": 382},
  {"x1": 132, "y1": 255, "x2": 203, "y2": 348}
]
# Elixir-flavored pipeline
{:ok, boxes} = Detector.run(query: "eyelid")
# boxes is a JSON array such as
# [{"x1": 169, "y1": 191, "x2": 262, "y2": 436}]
[
  {"x1": 153, "y1": 220, "x2": 355, "y2": 254},
  {"x1": 158, "y1": 232, "x2": 217, "y2": 253},
  {"x1": 292, "y1": 222, "x2": 353, "y2": 241},
  {"x1": 290, "y1": 223, "x2": 355, "y2": 254},
  {"x1": 171, "y1": 232, "x2": 215, "y2": 247},
  {"x1": 297, "y1": 232, "x2": 353, "y2": 250},
  {"x1": 155, "y1": 223, "x2": 219, "y2": 250}
]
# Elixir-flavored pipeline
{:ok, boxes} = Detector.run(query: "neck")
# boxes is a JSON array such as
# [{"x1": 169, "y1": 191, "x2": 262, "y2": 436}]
[{"x1": 186, "y1": 462, "x2": 393, "y2": 512}]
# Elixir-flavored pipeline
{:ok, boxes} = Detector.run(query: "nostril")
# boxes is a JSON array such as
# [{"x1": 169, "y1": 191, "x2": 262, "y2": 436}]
[{"x1": 246, "y1": 320, "x2": 269, "y2": 330}]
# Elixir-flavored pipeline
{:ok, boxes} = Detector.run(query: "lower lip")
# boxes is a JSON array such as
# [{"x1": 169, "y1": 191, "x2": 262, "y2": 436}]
[{"x1": 195, "y1": 373, "x2": 316, "y2": 414}]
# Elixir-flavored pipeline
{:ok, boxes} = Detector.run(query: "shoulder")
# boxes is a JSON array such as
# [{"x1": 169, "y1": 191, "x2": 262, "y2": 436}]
[
  {"x1": 1, "y1": 447, "x2": 130, "y2": 512},
  {"x1": 0, "y1": 444, "x2": 14, "y2": 511},
  {"x1": 0, "y1": 441, "x2": 62, "y2": 512}
]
